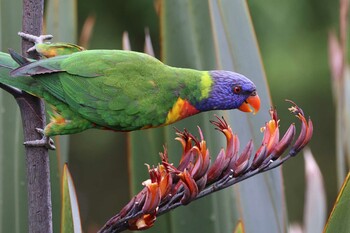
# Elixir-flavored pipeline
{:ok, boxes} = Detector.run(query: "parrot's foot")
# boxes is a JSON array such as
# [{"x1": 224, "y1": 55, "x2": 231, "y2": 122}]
[
  {"x1": 23, "y1": 128, "x2": 56, "y2": 150},
  {"x1": 18, "y1": 32, "x2": 53, "y2": 53}
]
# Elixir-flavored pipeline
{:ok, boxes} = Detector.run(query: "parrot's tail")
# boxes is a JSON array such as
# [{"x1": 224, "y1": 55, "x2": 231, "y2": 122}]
[
  {"x1": 8, "y1": 49, "x2": 39, "y2": 77},
  {"x1": 9, "y1": 50, "x2": 62, "y2": 78},
  {"x1": 8, "y1": 49, "x2": 31, "y2": 66},
  {"x1": 0, "y1": 51, "x2": 43, "y2": 96}
]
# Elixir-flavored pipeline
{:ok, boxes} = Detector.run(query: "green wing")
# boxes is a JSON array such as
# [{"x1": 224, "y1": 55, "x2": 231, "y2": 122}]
[{"x1": 11, "y1": 50, "x2": 203, "y2": 130}]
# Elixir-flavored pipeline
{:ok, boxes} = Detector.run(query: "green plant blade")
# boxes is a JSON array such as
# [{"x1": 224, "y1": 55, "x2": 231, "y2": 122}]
[
  {"x1": 328, "y1": 32, "x2": 347, "y2": 188},
  {"x1": 324, "y1": 172, "x2": 350, "y2": 232},
  {"x1": 303, "y1": 148, "x2": 326, "y2": 233},
  {"x1": 0, "y1": 1, "x2": 27, "y2": 232},
  {"x1": 61, "y1": 164, "x2": 82, "y2": 233},
  {"x1": 208, "y1": 1, "x2": 286, "y2": 232},
  {"x1": 344, "y1": 66, "x2": 350, "y2": 182}
]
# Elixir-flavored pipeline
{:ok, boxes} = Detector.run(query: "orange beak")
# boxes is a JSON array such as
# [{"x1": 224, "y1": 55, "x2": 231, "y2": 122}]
[{"x1": 238, "y1": 93, "x2": 261, "y2": 114}]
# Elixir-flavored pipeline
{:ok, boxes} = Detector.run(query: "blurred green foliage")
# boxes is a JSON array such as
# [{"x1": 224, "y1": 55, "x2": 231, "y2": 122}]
[
  {"x1": 70, "y1": 0, "x2": 339, "y2": 230},
  {"x1": 0, "y1": 1, "x2": 27, "y2": 232},
  {"x1": 248, "y1": 0, "x2": 338, "y2": 223}
]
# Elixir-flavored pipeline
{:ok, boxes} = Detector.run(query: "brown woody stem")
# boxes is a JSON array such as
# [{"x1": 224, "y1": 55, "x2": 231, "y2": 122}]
[{"x1": 19, "y1": 1, "x2": 53, "y2": 233}]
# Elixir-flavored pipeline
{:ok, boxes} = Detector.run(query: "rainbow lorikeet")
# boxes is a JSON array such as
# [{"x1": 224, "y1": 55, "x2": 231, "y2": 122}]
[{"x1": 0, "y1": 33, "x2": 260, "y2": 149}]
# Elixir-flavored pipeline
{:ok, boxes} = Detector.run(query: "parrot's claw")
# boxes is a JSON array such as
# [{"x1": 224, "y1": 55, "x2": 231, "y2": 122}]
[
  {"x1": 26, "y1": 46, "x2": 37, "y2": 53},
  {"x1": 18, "y1": 32, "x2": 53, "y2": 53},
  {"x1": 23, "y1": 128, "x2": 56, "y2": 150}
]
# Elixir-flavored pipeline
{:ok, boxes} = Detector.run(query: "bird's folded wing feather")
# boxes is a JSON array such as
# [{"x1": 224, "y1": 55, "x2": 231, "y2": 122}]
[{"x1": 11, "y1": 50, "x2": 181, "y2": 129}]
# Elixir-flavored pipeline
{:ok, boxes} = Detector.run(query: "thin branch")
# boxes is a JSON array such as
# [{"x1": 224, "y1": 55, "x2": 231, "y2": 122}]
[{"x1": 17, "y1": 1, "x2": 53, "y2": 233}]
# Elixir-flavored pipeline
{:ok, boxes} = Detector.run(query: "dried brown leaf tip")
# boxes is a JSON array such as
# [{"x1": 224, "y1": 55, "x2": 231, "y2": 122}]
[{"x1": 99, "y1": 101, "x2": 313, "y2": 233}]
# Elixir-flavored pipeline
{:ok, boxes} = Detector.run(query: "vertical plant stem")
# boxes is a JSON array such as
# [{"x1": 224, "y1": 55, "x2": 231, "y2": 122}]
[{"x1": 18, "y1": 0, "x2": 53, "y2": 232}]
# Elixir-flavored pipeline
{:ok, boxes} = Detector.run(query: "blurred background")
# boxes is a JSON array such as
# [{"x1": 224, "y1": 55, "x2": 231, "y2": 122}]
[
  {"x1": 73, "y1": 0, "x2": 338, "y2": 229},
  {"x1": 0, "y1": 0, "x2": 341, "y2": 232}
]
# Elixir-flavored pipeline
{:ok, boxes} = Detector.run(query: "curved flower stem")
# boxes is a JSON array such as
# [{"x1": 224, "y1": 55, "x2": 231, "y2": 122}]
[
  {"x1": 99, "y1": 153, "x2": 294, "y2": 233},
  {"x1": 157, "y1": 154, "x2": 292, "y2": 215},
  {"x1": 99, "y1": 102, "x2": 312, "y2": 233}
]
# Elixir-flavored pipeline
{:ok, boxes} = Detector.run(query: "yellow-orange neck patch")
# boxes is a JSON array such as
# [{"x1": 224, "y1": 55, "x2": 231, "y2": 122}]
[{"x1": 165, "y1": 98, "x2": 200, "y2": 125}]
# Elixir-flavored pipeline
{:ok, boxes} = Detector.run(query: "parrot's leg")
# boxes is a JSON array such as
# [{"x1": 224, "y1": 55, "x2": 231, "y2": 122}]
[
  {"x1": 18, "y1": 32, "x2": 53, "y2": 53},
  {"x1": 23, "y1": 115, "x2": 94, "y2": 150},
  {"x1": 24, "y1": 128, "x2": 56, "y2": 150}
]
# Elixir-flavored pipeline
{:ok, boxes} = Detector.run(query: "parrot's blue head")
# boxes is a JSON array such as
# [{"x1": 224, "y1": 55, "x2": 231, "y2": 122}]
[{"x1": 195, "y1": 70, "x2": 260, "y2": 113}]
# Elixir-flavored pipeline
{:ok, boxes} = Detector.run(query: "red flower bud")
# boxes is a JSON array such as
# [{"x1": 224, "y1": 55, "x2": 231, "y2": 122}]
[
  {"x1": 178, "y1": 170, "x2": 199, "y2": 205},
  {"x1": 207, "y1": 149, "x2": 227, "y2": 184},
  {"x1": 250, "y1": 144, "x2": 267, "y2": 171},
  {"x1": 270, "y1": 124, "x2": 296, "y2": 160},
  {"x1": 234, "y1": 140, "x2": 253, "y2": 177},
  {"x1": 128, "y1": 211, "x2": 157, "y2": 230}
]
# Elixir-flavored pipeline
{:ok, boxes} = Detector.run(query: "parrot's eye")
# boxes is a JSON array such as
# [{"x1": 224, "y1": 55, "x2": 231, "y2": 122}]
[{"x1": 233, "y1": 85, "x2": 242, "y2": 94}]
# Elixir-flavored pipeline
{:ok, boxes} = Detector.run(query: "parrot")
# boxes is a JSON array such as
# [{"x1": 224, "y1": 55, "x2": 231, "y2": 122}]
[{"x1": 0, "y1": 32, "x2": 260, "y2": 149}]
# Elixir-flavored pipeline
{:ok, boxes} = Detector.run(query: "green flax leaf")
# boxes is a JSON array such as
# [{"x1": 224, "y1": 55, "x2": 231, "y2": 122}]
[
  {"x1": 324, "y1": 172, "x2": 350, "y2": 232},
  {"x1": 344, "y1": 66, "x2": 350, "y2": 183},
  {"x1": 303, "y1": 148, "x2": 326, "y2": 233},
  {"x1": 209, "y1": 1, "x2": 286, "y2": 232},
  {"x1": 61, "y1": 164, "x2": 82, "y2": 233}
]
